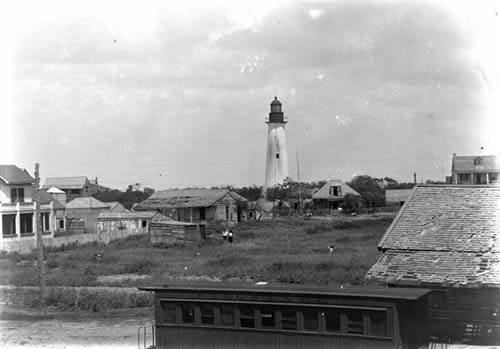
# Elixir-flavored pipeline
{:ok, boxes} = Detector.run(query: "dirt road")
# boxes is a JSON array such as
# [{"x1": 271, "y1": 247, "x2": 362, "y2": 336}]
[{"x1": 0, "y1": 306, "x2": 153, "y2": 349}]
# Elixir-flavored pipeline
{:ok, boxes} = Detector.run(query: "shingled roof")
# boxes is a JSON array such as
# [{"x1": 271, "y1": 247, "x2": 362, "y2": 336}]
[
  {"x1": 366, "y1": 185, "x2": 500, "y2": 287},
  {"x1": 133, "y1": 189, "x2": 248, "y2": 211},
  {"x1": 0, "y1": 165, "x2": 34, "y2": 185},
  {"x1": 452, "y1": 154, "x2": 499, "y2": 173},
  {"x1": 42, "y1": 176, "x2": 88, "y2": 190},
  {"x1": 312, "y1": 180, "x2": 360, "y2": 200}
]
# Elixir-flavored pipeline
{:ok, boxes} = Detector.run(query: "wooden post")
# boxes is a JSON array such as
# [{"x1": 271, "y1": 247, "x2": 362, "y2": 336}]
[{"x1": 34, "y1": 163, "x2": 46, "y2": 308}]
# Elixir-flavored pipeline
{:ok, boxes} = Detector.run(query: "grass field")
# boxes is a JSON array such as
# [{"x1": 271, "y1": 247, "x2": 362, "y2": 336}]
[{"x1": 0, "y1": 215, "x2": 393, "y2": 288}]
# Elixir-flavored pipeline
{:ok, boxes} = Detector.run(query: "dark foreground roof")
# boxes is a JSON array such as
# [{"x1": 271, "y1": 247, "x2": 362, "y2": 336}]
[
  {"x1": 0, "y1": 165, "x2": 34, "y2": 184},
  {"x1": 367, "y1": 185, "x2": 500, "y2": 287},
  {"x1": 139, "y1": 281, "x2": 431, "y2": 301}
]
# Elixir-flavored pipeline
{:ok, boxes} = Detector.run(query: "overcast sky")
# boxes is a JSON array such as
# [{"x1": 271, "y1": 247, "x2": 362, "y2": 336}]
[{"x1": 2, "y1": 0, "x2": 499, "y2": 189}]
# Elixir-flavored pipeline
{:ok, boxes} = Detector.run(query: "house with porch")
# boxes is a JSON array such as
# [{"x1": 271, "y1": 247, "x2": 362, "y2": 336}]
[
  {"x1": 447, "y1": 153, "x2": 499, "y2": 185},
  {"x1": 133, "y1": 188, "x2": 249, "y2": 225},
  {"x1": 312, "y1": 180, "x2": 360, "y2": 212},
  {"x1": 0, "y1": 165, "x2": 62, "y2": 251},
  {"x1": 366, "y1": 184, "x2": 500, "y2": 345}
]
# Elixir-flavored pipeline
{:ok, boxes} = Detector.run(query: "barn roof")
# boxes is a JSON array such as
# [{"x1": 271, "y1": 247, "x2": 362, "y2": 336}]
[
  {"x1": 0, "y1": 165, "x2": 34, "y2": 185},
  {"x1": 42, "y1": 176, "x2": 88, "y2": 190},
  {"x1": 366, "y1": 185, "x2": 500, "y2": 287},
  {"x1": 66, "y1": 197, "x2": 110, "y2": 209},
  {"x1": 312, "y1": 180, "x2": 360, "y2": 200},
  {"x1": 133, "y1": 189, "x2": 248, "y2": 210},
  {"x1": 452, "y1": 154, "x2": 499, "y2": 173}
]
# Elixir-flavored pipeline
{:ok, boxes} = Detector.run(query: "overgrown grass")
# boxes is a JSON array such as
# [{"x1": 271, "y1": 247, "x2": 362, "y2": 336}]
[{"x1": 1, "y1": 215, "x2": 393, "y2": 290}]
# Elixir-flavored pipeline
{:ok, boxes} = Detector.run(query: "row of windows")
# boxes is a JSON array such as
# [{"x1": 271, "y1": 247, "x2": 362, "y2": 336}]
[{"x1": 160, "y1": 301, "x2": 388, "y2": 338}]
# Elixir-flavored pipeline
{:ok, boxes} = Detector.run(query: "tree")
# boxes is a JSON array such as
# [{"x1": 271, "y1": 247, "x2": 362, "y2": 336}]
[
  {"x1": 347, "y1": 175, "x2": 385, "y2": 208},
  {"x1": 340, "y1": 193, "x2": 361, "y2": 214},
  {"x1": 234, "y1": 185, "x2": 263, "y2": 201}
]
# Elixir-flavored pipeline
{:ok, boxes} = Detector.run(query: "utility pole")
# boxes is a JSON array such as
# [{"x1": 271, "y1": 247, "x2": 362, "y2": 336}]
[
  {"x1": 296, "y1": 149, "x2": 302, "y2": 215},
  {"x1": 34, "y1": 163, "x2": 46, "y2": 308}
]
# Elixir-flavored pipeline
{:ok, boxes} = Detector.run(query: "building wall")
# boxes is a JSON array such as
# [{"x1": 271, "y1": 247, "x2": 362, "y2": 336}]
[
  {"x1": 264, "y1": 123, "x2": 289, "y2": 188},
  {"x1": 0, "y1": 182, "x2": 34, "y2": 203},
  {"x1": 426, "y1": 287, "x2": 500, "y2": 341},
  {"x1": 98, "y1": 218, "x2": 149, "y2": 235},
  {"x1": 150, "y1": 223, "x2": 201, "y2": 245},
  {"x1": 66, "y1": 207, "x2": 110, "y2": 233}
]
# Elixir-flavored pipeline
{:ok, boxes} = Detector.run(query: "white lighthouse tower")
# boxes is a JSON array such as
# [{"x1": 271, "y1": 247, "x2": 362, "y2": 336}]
[{"x1": 264, "y1": 96, "x2": 289, "y2": 188}]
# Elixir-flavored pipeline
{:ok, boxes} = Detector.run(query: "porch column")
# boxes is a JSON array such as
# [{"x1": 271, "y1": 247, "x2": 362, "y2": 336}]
[
  {"x1": 50, "y1": 201, "x2": 55, "y2": 237},
  {"x1": 16, "y1": 202, "x2": 21, "y2": 240},
  {"x1": 63, "y1": 212, "x2": 67, "y2": 231},
  {"x1": 32, "y1": 202, "x2": 37, "y2": 238},
  {"x1": 190, "y1": 207, "x2": 193, "y2": 223},
  {"x1": 486, "y1": 173, "x2": 490, "y2": 184},
  {"x1": 453, "y1": 173, "x2": 457, "y2": 184},
  {"x1": 0, "y1": 203, "x2": 3, "y2": 249}
]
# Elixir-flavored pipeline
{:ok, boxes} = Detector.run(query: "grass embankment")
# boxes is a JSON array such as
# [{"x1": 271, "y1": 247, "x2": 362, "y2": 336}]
[{"x1": 0, "y1": 215, "x2": 392, "y2": 290}]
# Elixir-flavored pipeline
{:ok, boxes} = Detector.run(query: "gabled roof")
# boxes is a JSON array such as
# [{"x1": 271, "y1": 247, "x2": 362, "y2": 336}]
[
  {"x1": 452, "y1": 154, "x2": 499, "y2": 173},
  {"x1": 366, "y1": 185, "x2": 500, "y2": 287},
  {"x1": 42, "y1": 176, "x2": 88, "y2": 190},
  {"x1": 133, "y1": 189, "x2": 248, "y2": 211},
  {"x1": 312, "y1": 180, "x2": 360, "y2": 200},
  {"x1": 0, "y1": 165, "x2": 34, "y2": 185},
  {"x1": 66, "y1": 197, "x2": 110, "y2": 210}
]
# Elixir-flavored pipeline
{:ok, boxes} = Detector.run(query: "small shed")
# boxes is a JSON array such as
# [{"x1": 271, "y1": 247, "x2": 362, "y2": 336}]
[
  {"x1": 97, "y1": 211, "x2": 167, "y2": 235},
  {"x1": 150, "y1": 221, "x2": 206, "y2": 246}
]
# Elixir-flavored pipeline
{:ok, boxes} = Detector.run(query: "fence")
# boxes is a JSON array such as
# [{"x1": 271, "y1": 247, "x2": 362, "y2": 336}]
[{"x1": 1, "y1": 227, "x2": 147, "y2": 254}]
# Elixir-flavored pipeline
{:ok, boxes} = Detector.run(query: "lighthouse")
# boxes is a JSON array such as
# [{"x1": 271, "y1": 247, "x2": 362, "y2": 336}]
[{"x1": 264, "y1": 96, "x2": 289, "y2": 188}]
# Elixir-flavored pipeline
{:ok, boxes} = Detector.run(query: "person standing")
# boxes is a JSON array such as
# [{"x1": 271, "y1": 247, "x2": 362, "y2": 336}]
[
  {"x1": 222, "y1": 229, "x2": 228, "y2": 241},
  {"x1": 228, "y1": 230, "x2": 233, "y2": 244}
]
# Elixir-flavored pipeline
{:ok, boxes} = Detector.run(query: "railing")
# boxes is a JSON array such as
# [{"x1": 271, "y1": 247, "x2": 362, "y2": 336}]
[{"x1": 137, "y1": 324, "x2": 155, "y2": 349}]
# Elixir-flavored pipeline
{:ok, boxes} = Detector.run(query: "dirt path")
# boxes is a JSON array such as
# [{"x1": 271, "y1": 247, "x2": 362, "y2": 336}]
[{"x1": 0, "y1": 306, "x2": 153, "y2": 349}]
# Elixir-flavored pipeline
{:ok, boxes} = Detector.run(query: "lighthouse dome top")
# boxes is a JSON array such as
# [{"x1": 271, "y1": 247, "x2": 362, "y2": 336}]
[{"x1": 271, "y1": 96, "x2": 282, "y2": 105}]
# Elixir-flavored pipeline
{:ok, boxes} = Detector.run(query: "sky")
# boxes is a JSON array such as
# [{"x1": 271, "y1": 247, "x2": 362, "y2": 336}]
[{"x1": 1, "y1": 0, "x2": 499, "y2": 190}]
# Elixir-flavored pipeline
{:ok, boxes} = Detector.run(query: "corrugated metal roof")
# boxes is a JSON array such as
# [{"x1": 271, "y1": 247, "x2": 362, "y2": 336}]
[
  {"x1": 134, "y1": 189, "x2": 248, "y2": 210},
  {"x1": 0, "y1": 165, "x2": 34, "y2": 184},
  {"x1": 66, "y1": 197, "x2": 110, "y2": 209},
  {"x1": 453, "y1": 155, "x2": 499, "y2": 173},
  {"x1": 42, "y1": 176, "x2": 88, "y2": 190},
  {"x1": 312, "y1": 180, "x2": 360, "y2": 200},
  {"x1": 366, "y1": 185, "x2": 500, "y2": 287}
]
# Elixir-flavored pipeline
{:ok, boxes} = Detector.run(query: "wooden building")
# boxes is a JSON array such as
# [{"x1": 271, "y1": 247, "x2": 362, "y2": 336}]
[
  {"x1": 97, "y1": 211, "x2": 166, "y2": 235},
  {"x1": 65, "y1": 197, "x2": 110, "y2": 233},
  {"x1": 366, "y1": 185, "x2": 500, "y2": 345},
  {"x1": 446, "y1": 154, "x2": 499, "y2": 185},
  {"x1": 149, "y1": 220, "x2": 206, "y2": 245},
  {"x1": 139, "y1": 282, "x2": 431, "y2": 349},
  {"x1": 312, "y1": 180, "x2": 360, "y2": 212},
  {"x1": 133, "y1": 189, "x2": 248, "y2": 225}
]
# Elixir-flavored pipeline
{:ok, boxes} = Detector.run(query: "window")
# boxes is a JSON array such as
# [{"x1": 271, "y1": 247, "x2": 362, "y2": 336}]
[
  {"x1": 161, "y1": 302, "x2": 176, "y2": 323},
  {"x1": 220, "y1": 304, "x2": 234, "y2": 326},
  {"x1": 225, "y1": 206, "x2": 229, "y2": 221},
  {"x1": 199, "y1": 207, "x2": 205, "y2": 220},
  {"x1": 20, "y1": 214, "x2": 33, "y2": 235},
  {"x1": 490, "y1": 173, "x2": 498, "y2": 183},
  {"x1": 473, "y1": 157, "x2": 482, "y2": 166},
  {"x1": 10, "y1": 188, "x2": 25, "y2": 203},
  {"x1": 280, "y1": 309, "x2": 297, "y2": 330},
  {"x1": 181, "y1": 304, "x2": 195, "y2": 323},
  {"x1": 239, "y1": 305, "x2": 255, "y2": 328},
  {"x1": 368, "y1": 311, "x2": 387, "y2": 337},
  {"x1": 324, "y1": 310, "x2": 340, "y2": 332},
  {"x1": 41, "y1": 212, "x2": 50, "y2": 231},
  {"x1": 59, "y1": 219, "x2": 64, "y2": 229},
  {"x1": 200, "y1": 303, "x2": 215, "y2": 325},
  {"x1": 141, "y1": 220, "x2": 147, "y2": 228},
  {"x1": 276, "y1": 153, "x2": 280, "y2": 159},
  {"x1": 303, "y1": 309, "x2": 319, "y2": 331},
  {"x1": 329, "y1": 186, "x2": 342, "y2": 196},
  {"x1": 2, "y1": 215, "x2": 16, "y2": 235},
  {"x1": 260, "y1": 307, "x2": 276, "y2": 329},
  {"x1": 345, "y1": 309, "x2": 363, "y2": 334}
]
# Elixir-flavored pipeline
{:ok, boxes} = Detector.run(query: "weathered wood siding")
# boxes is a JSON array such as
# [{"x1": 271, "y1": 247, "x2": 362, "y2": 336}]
[{"x1": 150, "y1": 222, "x2": 201, "y2": 245}]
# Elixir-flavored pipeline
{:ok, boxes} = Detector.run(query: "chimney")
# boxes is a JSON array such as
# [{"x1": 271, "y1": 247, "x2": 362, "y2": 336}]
[
  {"x1": 95, "y1": 177, "x2": 98, "y2": 185},
  {"x1": 414, "y1": 172, "x2": 417, "y2": 185}
]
